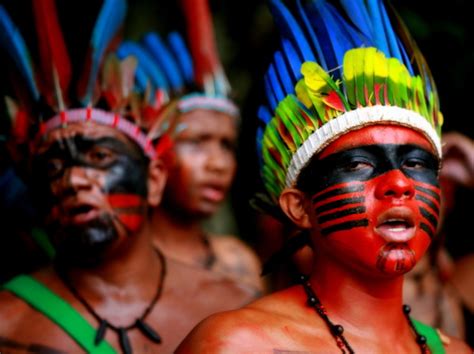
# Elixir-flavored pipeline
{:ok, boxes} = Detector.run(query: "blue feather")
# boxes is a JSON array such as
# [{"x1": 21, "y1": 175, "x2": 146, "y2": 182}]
[
  {"x1": 339, "y1": 0, "x2": 373, "y2": 39},
  {"x1": 115, "y1": 46, "x2": 147, "y2": 93},
  {"x1": 396, "y1": 37, "x2": 414, "y2": 76},
  {"x1": 0, "y1": 5, "x2": 39, "y2": 100},
  {"x1": 268, "y1": 64, "x2": 285, "y2": 103},
  {"x1": 306, "y1": 0, "x2": 352, "y2": 73},
  {"x1": 379, "y1": 0, "x2": 402, "y2": 61},
  {"x1": 78, "y1": 0, "x2": 127, "y2": 106},
  {"x1": 258, "y1": 105, "x2": 273, "y2": 125},
  {"x1": 268, "y1": 0, "x2": 315, "y2": 62},
  {"x1": 274, "y1": 51, "x2": 294, "y2": 95},
  {"x1": 142, "y1": 32, "x2": 184, "y2": 91},
  {"x1": 167, "y1": 32, "x2": 194, "y2": 85},
  {"x1": 302, "y1": 1, "x2": 338, "y2": 72},
  {"x1": 280, "y1": 39, "x2": 302, "y2": 82},
  {"x1": 366, "y1": 0, "x2": 390, "y2": 56},
  {"x1": 117, "y1": 41, "x2": 168, "y2": 92},
  {"x1": 326, "y1": 4, "x2": 367, "y2": 48},
  {"x1": 264, "y1": 75, "x2": 279, "y2": 111},
  {"x1": 295, "y1": 0, "x2": 327, "y2": 70}
]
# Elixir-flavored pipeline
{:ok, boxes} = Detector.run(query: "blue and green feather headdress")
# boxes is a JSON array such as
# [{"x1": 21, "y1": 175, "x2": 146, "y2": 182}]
[
  {"x1": 258, "y1": 0, "x2": 443, "y2": 204},
  {"x1": 114, "y1": 0, "x2": 239, "y2": 122}
]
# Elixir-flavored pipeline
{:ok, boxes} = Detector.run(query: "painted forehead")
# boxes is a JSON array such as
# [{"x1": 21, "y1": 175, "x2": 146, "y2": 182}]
[
  {"x1": 318, "y1": 125, "x2": 436, "y2": 159},
  {"x1": 36, "y1": 122, "x2": 139, "y2": 155}
]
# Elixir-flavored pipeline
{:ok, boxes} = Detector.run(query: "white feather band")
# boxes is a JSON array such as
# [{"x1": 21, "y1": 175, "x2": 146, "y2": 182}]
[{"x1": 285, "y1": 105, "x2": 442, "y2": 188}]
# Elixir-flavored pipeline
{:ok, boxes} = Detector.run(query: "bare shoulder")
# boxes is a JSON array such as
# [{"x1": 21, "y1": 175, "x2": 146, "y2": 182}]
[
  {"x1": 444, "y1": 333, "x2": 473, "y2": 354},
  {"x1": 0, "y1": 289, "x2": 32, "y2": 333},
  {"x1": 0, "y1": 272, "x2": 81, "y2": 352},
  {"x1": 175, "y1": 306, "x2": 275, "y2": 354},
  {"x1": 209, "y1": 234, "x2": 264, "y2": 292},
  {"x1": 176, "y1": 287, "x2": 308, "y2": 354}
]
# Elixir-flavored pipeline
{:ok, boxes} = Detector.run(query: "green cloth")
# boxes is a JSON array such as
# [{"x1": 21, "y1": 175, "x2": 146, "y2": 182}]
[
  {"x1": 412, "y1": 318, "x2": 446, "y2": 354},
  {"x1": 2, "y1": 274, "x2": 117, "y2": 354}
]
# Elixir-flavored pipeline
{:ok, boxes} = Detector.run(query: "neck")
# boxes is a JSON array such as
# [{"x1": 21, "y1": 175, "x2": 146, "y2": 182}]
[
  {"x1": 151, "y1": 206, "x2": 211, "y2": 265},
  {"x1": 309, "y1": 253, "x2": 409, "y2": 340},
  {"x1": 64, "y1": 223, "x2": 161, "y2": 297}
]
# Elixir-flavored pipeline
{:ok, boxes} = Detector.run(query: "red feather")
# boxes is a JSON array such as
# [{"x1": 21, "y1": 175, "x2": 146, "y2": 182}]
[
  {"x1": 323, "y1": 91, "x2": 345, "y2": 112},
  {"x1": 155, "y1": 133, "x2": 174, "y2": 157},
  {"x1": 181, "y1": 0, "x2": 221, "y2": 87},
  {"x1": 33, "y1": 0, "x2": 71, "y2": 110}
]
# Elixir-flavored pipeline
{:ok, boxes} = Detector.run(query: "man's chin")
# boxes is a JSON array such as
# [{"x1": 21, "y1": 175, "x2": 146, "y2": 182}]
[{"x1": 52, "y1": 217, "x2": 119, "y2": 268}]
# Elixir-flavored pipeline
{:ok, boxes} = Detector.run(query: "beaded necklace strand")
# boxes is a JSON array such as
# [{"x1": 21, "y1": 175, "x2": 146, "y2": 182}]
[{"x1": 298, "y1": 275, "x2": 430, "y2": 354}]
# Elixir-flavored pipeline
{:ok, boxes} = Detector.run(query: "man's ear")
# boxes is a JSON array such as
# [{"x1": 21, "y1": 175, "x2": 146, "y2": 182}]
[
  {"x1": 279, "y1": 188, "x2": 312, "y2": 229},
  {"x1": 147, "y1": 158, "x2": 167, "y2": 207}
]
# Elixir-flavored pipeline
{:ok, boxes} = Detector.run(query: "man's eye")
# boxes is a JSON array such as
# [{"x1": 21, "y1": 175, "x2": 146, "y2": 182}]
[
  {"x1": 343, "y1": 161, "x2": 372, "y2": 172},
  {"x1": 85, "y1": 147, "x2": 116, "y2": 165},
  {"x1": 403, "y1": 159, "x2": 427, "y2": 170}
]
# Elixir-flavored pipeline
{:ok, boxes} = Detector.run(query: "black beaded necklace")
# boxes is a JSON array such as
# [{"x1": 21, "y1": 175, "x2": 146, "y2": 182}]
[
  {"x1": 57, "y1": 249, "x2": 166, "y2": 354},
  {"x1": 298, "y1": 275, "x2": 431, "y2": 354}
]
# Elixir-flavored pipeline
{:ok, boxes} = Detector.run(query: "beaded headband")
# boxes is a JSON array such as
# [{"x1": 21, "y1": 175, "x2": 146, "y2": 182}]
[
  {"x1": 0, "y1": 0, "x2": 170, "y2": 160},
  {"x1": 257, "y1": 0, "x2": 443, "y2": 203},
  {"x1": 115, "y1": 0, "x2": 239, "y2": 121}
]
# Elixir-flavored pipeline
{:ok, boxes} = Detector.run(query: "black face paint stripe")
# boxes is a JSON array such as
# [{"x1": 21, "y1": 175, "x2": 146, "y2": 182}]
[
  {"x1": 415, "y1": 186, "x2": 441, "y2": 202},
  {"x1": 315, "y1": 196, "x2": 365, "y2": 214},
  {"x1": 321, "y1": 219, "x2": 369, "y2": 236},
  {"x1": 318, "y1": 206, "x2": 366, "y2": 224},
  {"x1": 420, "y1": 222, "x2": 435, "y2": 239},
  {"x1": 298, "y1": 144, "x2": 439, "y2": 194},
  {"x1": 415, "y1": 195, "x2": 440, "y2": 215},
  {"x1": 312, "y1": 184, "x2": 365, "y2": 204},
  {"x1": 419, "y1": 207, "x2": 438, "y2": 230}
]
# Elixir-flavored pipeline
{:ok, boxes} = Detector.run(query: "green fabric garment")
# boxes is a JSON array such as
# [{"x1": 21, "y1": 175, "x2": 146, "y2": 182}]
[
  {"x1": 2, "y1": 274, "x2": 117, "y2": 354},
  {"x1": 412, "y1": 318, "x2": 446, "y2": 354}
]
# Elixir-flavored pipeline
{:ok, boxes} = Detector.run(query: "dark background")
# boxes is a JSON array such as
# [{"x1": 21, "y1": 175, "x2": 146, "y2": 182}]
[{"x1": 0, "y1": 0, "x2": 473, "y2": 270}]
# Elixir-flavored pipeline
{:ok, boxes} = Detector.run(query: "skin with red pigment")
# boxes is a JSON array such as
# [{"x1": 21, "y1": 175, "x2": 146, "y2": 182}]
[
  {"x1": 151, "y1": 109, "x2": 264, "y2": 295},
  {"x1": 0, "y1": 123, "x2": 255, "y2": 353},
  {"x1": 176, "y1": 125, "x2": 471, "y2": 354}
]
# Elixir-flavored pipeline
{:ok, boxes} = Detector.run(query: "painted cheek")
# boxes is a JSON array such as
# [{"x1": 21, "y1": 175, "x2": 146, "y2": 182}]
[
  {"x1": 101, "y1": 157, "x2": 148, "y2": 235},
  {"x1": 414, "y1": 181, "x2": 441, "y2": 239},
  {"x1": 102, "y1": 156, "x2": 148, "y2": 197},
  {"x1": 311, "y1": 181, "x2": 382, "y2": 267},
  {"x1": 107, "y1": 194, "x2": 146, "y2": 234},
  {"x1": 311, "y1": 181, "x2": 369, "y2": 238}
]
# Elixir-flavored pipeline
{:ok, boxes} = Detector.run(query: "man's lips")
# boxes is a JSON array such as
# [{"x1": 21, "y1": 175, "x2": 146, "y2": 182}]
[
  {"x1": 200, "y1": 184, "x2": 227, "y2": 203},
  {"x1": 63, "y1": 203, "x2": 101, "y2": 224},
  {"x1": 375, "y1": 207, "x2": 416, "y2": 242}
]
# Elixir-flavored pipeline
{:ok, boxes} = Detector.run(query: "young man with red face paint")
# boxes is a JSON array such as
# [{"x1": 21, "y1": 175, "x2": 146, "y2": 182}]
[
  {"x1": 176, "y1": 0, "x2": 472, "y2": 353},
  {"x1": 0, "y1": 2, "x2": 259, "y2": 353}
]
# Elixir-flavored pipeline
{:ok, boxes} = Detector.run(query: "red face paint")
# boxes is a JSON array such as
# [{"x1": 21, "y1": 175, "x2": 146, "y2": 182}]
[
  {"x1": 300, "y1": 126, "x2": 441, "y2": 276},
  {"x1": 107, "y1": 194, "x2": 146, "y2": 234}
]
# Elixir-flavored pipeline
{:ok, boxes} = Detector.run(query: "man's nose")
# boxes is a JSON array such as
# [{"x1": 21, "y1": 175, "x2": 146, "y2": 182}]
[
  {"x1": 55, "y1": 165, "x2": 93, "y2": 196},
  {"x1": 206, "y1": 145, "x2": 232, "y2": 173},
  {"x1": 374, "y1": 169, "x2": 415, "y2": 200}
]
